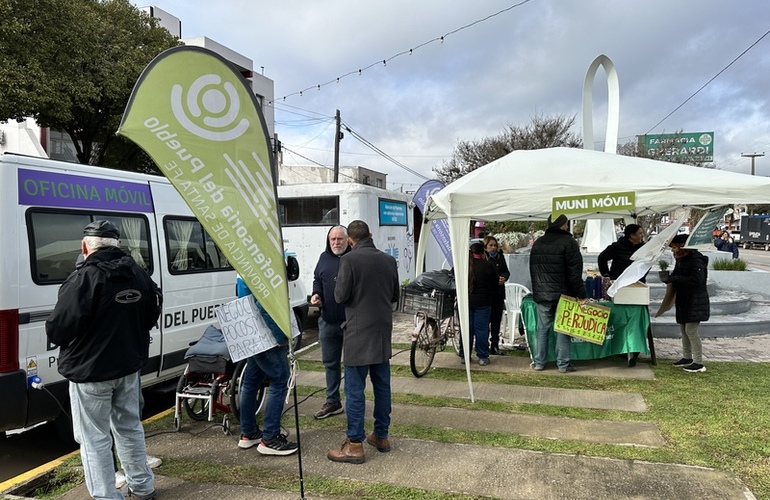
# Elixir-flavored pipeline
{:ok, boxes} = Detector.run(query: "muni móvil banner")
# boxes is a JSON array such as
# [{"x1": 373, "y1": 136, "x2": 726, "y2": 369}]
[{"x1": 117, "y1": 46, "x2": 291, "y2": 338}]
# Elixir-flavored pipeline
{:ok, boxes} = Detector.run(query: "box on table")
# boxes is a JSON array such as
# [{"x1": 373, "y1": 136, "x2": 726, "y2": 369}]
[{"x1": 612, "y1": 282, "x2": 650, "y2": 305}]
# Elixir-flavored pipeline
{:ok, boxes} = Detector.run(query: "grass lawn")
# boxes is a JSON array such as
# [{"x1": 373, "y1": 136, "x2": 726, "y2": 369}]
[{"x1": 28, "y1": 348, "x2": 770, "y2": 499}]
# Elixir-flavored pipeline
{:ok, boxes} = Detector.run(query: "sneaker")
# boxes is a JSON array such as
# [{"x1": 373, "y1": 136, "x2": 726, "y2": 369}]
[
  {"x1": 673, "y1": 358, "x2": 693, "y2": 367},
  {"x1": 478, "y1": 357, "x2": 490, "y2": 366},
  {"x1": 314, "y1": 401, "x2": 344, "y2": 420},
  {"x1": 489, "y1": 346, "x2": 500, "y2": 355},
  {"x1": 238, "y1": 429, "x2": 264, "y2": 449},
  {"x1": 530, "y1": 362, "x2": 545, "y2": 371},
  {"x1": 115, "y1": 471, "x2": 126, "y2": 489},
  {"x1": 257, "y1": 433, "x2": 298, "y2": 456},
  {"x1": 460, "y1": 357, "x2": 465, "y2": 365},
  {"x1": 116, "y1": 456, "x2": 161, "y2": 488},
  {"x1": 121, "y1": 486, "x2": 156, "y2": 500},
  {"x1": 559, "y1": 365, "x2": 577, "y2": 373},
  {"x1": 684, "y1": 363, "x2": 706, "y2": 373}
]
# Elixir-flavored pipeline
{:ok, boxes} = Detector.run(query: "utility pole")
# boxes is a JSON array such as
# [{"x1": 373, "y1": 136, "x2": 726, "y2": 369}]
[
  {"x1": 333, "y1": 109, "x2": 341, "y2": 183},
  {"x1": 741, "y1": 152, "x2": 764, "y2": 175}
]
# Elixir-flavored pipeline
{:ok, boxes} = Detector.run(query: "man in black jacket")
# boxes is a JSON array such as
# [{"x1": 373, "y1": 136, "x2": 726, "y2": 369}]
[
  {"x1": 598, "y1": 224, "x2": 645, "y2": 281},
  {"x1": 46, "y1": 221, "x2": 161, "y2": 500},
  {"x1": 529, "y1": 214, "x2": 587, "y2": 372},
  {"x1": 310, "y1": 225, "x2": 350, "y2": 419}
]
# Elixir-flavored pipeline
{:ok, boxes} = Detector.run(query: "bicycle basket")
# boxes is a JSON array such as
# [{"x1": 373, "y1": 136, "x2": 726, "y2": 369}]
[{"x1": 399, "y1": 286, "x2": 455, "y2": 318}]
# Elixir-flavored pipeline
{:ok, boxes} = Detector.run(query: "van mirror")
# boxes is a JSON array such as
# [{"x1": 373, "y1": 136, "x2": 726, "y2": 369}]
[{"x1": 286, "y1": 255, "x2": 300, "y2": 281}]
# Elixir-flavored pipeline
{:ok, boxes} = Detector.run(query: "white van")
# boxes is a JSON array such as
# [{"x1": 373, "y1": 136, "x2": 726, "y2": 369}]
[
  {"x1": 278, "y1": 182, "x2": 415, "y2": 298},
  {"x1": 0, "y1": 153, "x2": 307, "y2": 436}
]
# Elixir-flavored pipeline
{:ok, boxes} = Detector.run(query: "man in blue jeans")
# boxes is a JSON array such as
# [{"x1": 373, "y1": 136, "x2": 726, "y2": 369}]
[
  {"x1": 46, "y1": 220, "x2": 161, "y2": 500},
  {"x1": 529, "y1": 214, "x2": 587, "y2": 373},
  {"x1": 236, "y1": 276, "x2": 298, "y2": 456},
  {"x1": 310, "y1": 226, "x2": 350, "y2": 419},
  {"x1": 327, "y1": 220, "x2": 399, "y2": 464}
]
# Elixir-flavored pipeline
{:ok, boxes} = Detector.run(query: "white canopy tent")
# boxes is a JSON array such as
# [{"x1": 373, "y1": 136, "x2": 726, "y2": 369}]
[{"x1": 417, "y1": 147, "x2": 770, "y2": 401}]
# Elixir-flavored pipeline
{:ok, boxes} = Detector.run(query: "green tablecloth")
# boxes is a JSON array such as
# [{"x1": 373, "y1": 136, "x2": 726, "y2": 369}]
[{"x1": 521, "y1": 295, "x2": 650, "y2": 361}]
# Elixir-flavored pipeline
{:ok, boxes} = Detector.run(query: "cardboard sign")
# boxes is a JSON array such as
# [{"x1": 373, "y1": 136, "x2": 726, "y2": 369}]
[
  {"x1": 215, "y1": 296, "x2": 300, "y2": 362},
  {"x1": 554, "y1": 295, "x2": 611, "y2": 345}
]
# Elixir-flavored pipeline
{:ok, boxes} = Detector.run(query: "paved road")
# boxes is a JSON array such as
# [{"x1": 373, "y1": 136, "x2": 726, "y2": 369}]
[{"x1": 741, "y1": 247, "x2": 770, "y2": 271}]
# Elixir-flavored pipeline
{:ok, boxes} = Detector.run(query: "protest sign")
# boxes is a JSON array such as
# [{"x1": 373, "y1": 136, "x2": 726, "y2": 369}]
[
  {"x1": 554, "y1": 295, "x2": 611, "y2": 345},
  {"x1": 215, "y1": 296, "x2": 302, "y2": 362}
]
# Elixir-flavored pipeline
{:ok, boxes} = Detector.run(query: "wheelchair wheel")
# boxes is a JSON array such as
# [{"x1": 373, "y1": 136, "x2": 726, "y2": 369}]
[
  {"x1": 176, "y1": 371, "x2": 214, "y2": 421},
  {"x1": 230, "y1": 359, "x2": 267, "y2": 422}
]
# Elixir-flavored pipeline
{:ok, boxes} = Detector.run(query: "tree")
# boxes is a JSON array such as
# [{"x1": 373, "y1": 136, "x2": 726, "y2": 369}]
[
  {"x1": 434, "y1": 114, "x2": 582, "y2": 235},
  {"x1": 0, "y1": 0, "x2": 180, "y2": 169},
  {"x1": 433, "y1": 114, "x2": 582, "y2": 185}
]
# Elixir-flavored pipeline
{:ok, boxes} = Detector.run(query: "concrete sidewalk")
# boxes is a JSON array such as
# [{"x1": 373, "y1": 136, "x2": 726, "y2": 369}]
[
  {"x1": 49, "y1": 347, "x2": 757, "y2": 500},
  {"x1": 31, "y1": 311, "x2": 767, "y2": 499}
]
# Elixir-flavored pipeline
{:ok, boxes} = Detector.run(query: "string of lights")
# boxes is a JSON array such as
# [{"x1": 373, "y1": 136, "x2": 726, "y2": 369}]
[{"x1": 267, "y1": 0, "x2": 534, "y2": 105}]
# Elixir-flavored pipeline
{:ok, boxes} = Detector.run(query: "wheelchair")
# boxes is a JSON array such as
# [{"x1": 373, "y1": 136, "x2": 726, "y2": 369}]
[{"x1": 173, "y1": 325, "x2": 266, "y2": 434}]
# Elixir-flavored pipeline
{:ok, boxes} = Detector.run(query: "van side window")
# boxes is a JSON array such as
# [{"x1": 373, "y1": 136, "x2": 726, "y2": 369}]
[
  {"x1": 165, "y1": 217, "x2": 232, "y2": 273},
  {"x1": 279, "y1": 196, "x2": 339, "y2": 226},
  {"x1": 29, "y1": 211, "x2": 152, "y2": 284}
]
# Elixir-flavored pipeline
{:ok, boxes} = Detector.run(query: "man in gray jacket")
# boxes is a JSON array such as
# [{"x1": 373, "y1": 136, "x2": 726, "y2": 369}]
[{"x1": 327, "y1": 220, "x2": 399, "y2": 464}]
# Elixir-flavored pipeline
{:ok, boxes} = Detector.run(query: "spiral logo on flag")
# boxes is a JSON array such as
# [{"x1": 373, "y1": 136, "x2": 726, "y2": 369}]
[{"x1": 171, "y1": 74, "x2": 249, "y2": 141}]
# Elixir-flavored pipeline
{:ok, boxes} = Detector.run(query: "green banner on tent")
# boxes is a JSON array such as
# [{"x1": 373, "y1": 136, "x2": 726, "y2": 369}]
[
  {"x1": 554, "y1": 295, "x2": 610, "y2": 345},
  {"x1": 552, "y1": 191, "x2": 635, "y2": 216},
  {"x1": 117, "y1": 46, "x2": 290, "y2": 338}
]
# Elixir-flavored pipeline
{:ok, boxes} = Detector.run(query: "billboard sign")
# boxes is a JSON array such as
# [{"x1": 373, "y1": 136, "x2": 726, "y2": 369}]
[{"x1": 642, "y1": 132, "x2": 714, "y2": 162}]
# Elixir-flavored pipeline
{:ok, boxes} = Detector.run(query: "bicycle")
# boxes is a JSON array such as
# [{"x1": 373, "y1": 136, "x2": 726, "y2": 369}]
[{"x1": 399, "y1": 287, "x2": 460, "y2": 377}]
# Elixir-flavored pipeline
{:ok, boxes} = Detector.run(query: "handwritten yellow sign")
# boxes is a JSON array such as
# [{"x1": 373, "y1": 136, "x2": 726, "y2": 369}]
[{"x1": 554, "y1": 295, "x2": 610, "y2": 345}]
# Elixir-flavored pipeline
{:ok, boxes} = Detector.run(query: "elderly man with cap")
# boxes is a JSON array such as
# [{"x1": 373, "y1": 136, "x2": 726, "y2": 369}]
[
  {"x1": 529, "y1": 214, "x2": 587, "y2": 373},
  {"x1": 664, "y1": 234, "x2": 710, "y2": 373},
  {"x1": 46, "y1": 220, "x2": 162, "y2": 500}
]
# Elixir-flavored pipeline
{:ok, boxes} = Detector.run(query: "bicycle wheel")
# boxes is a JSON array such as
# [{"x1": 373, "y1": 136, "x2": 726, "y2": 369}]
[
  {"x1": 449, "y1": 308, "x2": 462, "y2": 356},
  {"x1": 410, "y1": 318, "x2": 438, "y2": 377},
  {"x1": 176, "y1": 370, "x2": 213, "y2": 421},
  {"x1": 230, "y1": 359, "x2": 267, "y2": 422}
]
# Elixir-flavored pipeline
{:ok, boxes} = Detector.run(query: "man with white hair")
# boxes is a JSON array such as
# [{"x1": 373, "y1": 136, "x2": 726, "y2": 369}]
[
  {"x1": 310, "y1": 225, "x2": 350, "y2": 419},
  {"x1": 46, "y1": 220, "x2": 161, "y2": 500}
]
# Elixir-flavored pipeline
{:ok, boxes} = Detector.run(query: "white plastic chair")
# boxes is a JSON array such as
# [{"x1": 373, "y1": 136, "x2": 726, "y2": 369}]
[{"x1": 499, "y1": 283, "x2": 531, "y2": 349}]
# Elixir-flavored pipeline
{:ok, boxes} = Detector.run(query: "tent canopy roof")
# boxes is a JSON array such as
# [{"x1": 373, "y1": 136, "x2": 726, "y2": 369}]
[{"x1": 425, "y1": 147, "x2": 770, "y2": 222}]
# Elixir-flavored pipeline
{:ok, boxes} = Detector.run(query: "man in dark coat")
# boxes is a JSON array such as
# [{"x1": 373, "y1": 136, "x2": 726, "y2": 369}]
[
  {"x1": 310, "y1": 225, "x2": 351, "y2": 419},
  {"x1": 327, "y1": 220, "x2": 399, "y2": 464},
  {"x1": 598, "y1": 224, "x2": 645, "y2": 281},
  {"x1": 529, "y1": 214, "x2": 587, "y2": 372},
  {"x1": 665, "y1": 234, "x2": 710, "y2": 373},
  {"x1": 46, "y1": 220, "x2": 161, "y2": 500}
]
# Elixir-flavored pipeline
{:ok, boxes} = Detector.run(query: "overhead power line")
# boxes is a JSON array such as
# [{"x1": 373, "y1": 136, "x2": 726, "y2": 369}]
[
  {"x1": 341, "y1": 121, "x2": 431, "y2": 181},
  {"x1": 645, "y1": 27, "x2": 770, "y2": 134}
]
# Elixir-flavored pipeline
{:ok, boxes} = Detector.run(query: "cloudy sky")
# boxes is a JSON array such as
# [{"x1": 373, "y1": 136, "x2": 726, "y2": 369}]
[{"x1": 135, "y1": 1, "x2": 770, "y2": 190}]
